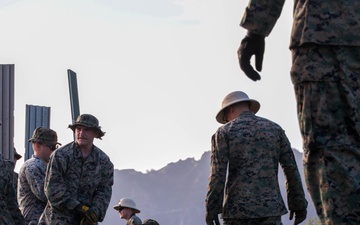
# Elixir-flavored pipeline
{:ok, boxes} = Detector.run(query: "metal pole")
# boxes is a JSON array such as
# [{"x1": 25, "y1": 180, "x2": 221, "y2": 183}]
[{"x1": 67, "y1": 69, "x2": 80, "y2": 140}]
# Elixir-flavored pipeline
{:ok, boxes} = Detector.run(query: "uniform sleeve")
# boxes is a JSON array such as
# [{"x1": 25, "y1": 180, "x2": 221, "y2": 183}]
[
  {"x1": 24, "y1": 162, "x2": 47, "y2": 202},
  {"x1": 91, "y1": 157, "x2": 114, "y2": 221},
  {"x1": 44, "y1": 151, "x2": 80, "y2": 210},
  {"x1": 240, "y1": 0, "x2": 286, "y2": 36},
  {"x1": 205, "y1": 130, "x2": 229, "y2": 215},
  {"x1": 278, "y1": 129, "x2": 308, "y2": 211}
]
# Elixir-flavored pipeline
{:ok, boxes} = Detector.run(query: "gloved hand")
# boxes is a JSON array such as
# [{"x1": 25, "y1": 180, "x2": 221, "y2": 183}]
[
  {"x1": 205, "y1": 212, "x2": 220, "y2": 225},
  {"x1": 80, "y1": 217, "x2": 97, "y2": 225},
  {"x1": 237, "y1": 31, "x2": 265, "y2": 81},
  {"x1": 75, "y1": 204, "x2": 98, "y2": 224},
  {"x1": 289, "y1": 209, "x2": 307, "y2": 225}
]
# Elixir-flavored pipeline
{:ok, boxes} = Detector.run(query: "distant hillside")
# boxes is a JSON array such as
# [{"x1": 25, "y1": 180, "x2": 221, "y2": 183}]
[{"x1": 101, "y1": 149, "x2": 318, "y2": 225}]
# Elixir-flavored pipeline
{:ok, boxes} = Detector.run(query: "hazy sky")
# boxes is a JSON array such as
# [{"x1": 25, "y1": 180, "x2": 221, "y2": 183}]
[{"x1": 0, "y1": 0, "x2": 297, "y2": 173}]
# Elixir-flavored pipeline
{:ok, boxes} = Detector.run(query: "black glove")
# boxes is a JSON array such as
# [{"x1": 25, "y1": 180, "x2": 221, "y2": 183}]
[
  {"x1": 289, "y1": 209, "x2": 307, "y2": 225},
  {"x1": 75, "y1": 204, "x2": 98, "y2": 224},
  {"x1": 80, "y1": 217, "x2": 97, "y2": 225},
  {"x1": 205, "y1": 212, "x2": 220, "y2": 225},
  {"x1": 237, "y1": 32, "x2": 265, "y2": 81}
]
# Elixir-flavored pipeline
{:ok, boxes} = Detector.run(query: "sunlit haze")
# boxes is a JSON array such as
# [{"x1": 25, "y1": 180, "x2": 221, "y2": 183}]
[{"x1": 0, "y1": 0, "x2": 299, "y2": 173}]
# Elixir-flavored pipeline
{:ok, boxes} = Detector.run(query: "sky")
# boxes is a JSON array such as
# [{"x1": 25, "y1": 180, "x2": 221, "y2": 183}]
[{"x1": 0, "y1": 0, "x2": 297, "y2": 173}]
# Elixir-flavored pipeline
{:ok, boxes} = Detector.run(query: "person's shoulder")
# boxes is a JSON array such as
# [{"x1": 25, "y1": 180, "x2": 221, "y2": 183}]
[
  {"x1": 52, "y1": 142, "x2": 75, "y2": 155},
  {"x1": 22, "y1": 157, "x2": 38, "y2": 168},
  {"x1": 256, "y1": 115, "x2": 282, "y2": 128},
  {"x1": 93, "y1": 145, "x2": 111, "y2": 159},
  {"x1": 131, "y1": 214, "x2": 142, "y2": 225}
]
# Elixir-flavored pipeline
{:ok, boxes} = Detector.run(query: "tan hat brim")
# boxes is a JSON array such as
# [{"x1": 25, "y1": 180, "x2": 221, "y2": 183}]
[
  {"x1": 113, "y1": 205, "x2": 140, "y2": 213},
  {"x1": 216, "y1": 99, "x2": 260, "y2": 124},
  {"x1": 68, "y1": 124, "x2": 105, "y2": 139}
]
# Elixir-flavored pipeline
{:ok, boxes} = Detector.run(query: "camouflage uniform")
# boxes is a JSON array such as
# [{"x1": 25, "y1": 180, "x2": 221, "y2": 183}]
[
  {"x1": 0, "y1": 153, "x2": 26, "y2": 224},
  {"x1": 241, "y1": 1, "x2": 360, "y2": 224},
  {"x1": 4, "y1": 160, "x2": 18, "y2": 195},
  {"x1": 206, "y1": 111, "x2": 307, "y2": 223},
  {"x1": 17, "y1": 155, "x2": 48, "y2": 224},
  {"x1": 127, "y1": 214, "x2": 142, "y2": 225},
  {"x1": 38, "y1": 142, "x2": 114, "y2": 224}
]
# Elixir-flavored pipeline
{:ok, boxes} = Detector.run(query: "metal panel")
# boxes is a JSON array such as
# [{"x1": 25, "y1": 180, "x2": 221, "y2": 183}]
[
  {"x1": 67, "y1": 69, "x2": 80, "y2": 140},
  {"x1": 24, "y1": 105, "x2": 51, "y2": 160},
  {"x1": 0, "y1": 64, "x2": 15, "y2": 160},
  {"x1": 67, "y1": 69, "x2": 80, "y2": 124}
]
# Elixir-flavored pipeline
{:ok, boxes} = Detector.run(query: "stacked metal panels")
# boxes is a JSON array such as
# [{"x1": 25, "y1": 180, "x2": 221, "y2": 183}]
[
  {"x1": 24, "y1": 105, "x2": 50, "y2": 160},
  {"x1": 0, "y1": 64, "x2": 15, "y2": 160}
]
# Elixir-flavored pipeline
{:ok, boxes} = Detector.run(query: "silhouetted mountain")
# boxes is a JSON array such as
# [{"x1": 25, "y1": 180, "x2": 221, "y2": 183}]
[{"x1": 101, "y1": 149, "x2": 318, "y2": 225}]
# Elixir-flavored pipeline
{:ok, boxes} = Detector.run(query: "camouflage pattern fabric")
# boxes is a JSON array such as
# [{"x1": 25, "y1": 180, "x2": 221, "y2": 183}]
[
  {"x1": 206, "y1": 111, "x2": 307, "y2": 219},
  {"x1": 4, "y1": 160, "x2": 19, "y2": 196},
  {"x1": 223, "y1": 216, "x2": 282, "y2": 225},
  {"x1": 17, "y1": 155, "x2": 48, "y2": 224},
  {"x1": 240, "y1": 0, "x2": 360, "y2": 224},
  {"x1": 127, "y1": 214, "x2": 142, "y2": 225},
  {"x1": 38, "y1": 142, "x2": 114, "y2": 225},
  {"x1": 0, "y1": 153, "x2": 26, "y2": 225},
  {"x1": 292, "y1": 44, "x2": 360, "y2": 225},
  {"x1": 240, "y1": 0, "x2": 360, "y2": 48}
]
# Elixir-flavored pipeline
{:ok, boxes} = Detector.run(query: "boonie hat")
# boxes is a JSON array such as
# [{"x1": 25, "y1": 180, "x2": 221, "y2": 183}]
[
  {"x1": 28, "y1": 127, "x2": 61, "y2": 146},
  {"x1": 142, "y1": 219, "x2": 160, "y2": 225},
  {"x1": 216, "y1": 91, "x2": 260, "y2": 124},
  {"x1": 68, "y1": 114, "x2": 105, "y2": 139},
  {"x1": 113, "y1": 198, "x2": 140, "y2": 213}
]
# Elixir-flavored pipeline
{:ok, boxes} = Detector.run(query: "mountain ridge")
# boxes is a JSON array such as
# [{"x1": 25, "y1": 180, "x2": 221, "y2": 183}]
[{"x1": 101, "y1": 149, "x2": 318, "y2": 225}]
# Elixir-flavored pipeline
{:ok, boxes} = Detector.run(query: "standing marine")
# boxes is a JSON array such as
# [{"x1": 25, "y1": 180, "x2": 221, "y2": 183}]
[
  {"x1": 38, "y1": 114, "x2": 114, "y2": 225},
  {"x1": 18, "y1": 127, "x2": 61, "y2": 224},
  {"x1": 205, "y1": 91, "x2": 307, "y2": 225},
  {"x1": 237, "y1": 1, "x2": 360, "y2": 224}
]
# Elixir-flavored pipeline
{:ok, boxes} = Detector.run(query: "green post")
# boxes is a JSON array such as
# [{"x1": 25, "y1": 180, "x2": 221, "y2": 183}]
[{"x1": 67, "y1": 69, "x2": 80, "y2": 140}]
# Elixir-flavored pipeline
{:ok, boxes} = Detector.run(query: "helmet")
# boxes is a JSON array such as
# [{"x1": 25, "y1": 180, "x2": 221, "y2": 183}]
[
  {"x1": 216, "y1": 91, "x2": 260, "y2": 124},
  {"x1": 113, "y1": 198, "x2": 140, "y2": 213}
]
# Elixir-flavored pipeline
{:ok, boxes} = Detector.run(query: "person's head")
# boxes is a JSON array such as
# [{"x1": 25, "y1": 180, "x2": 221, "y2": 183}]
[
  {"x1": 142, "y1": 219, "x2": 159, "y2": 225},
  {"x1": 28, "y1": 127, "x2": 61, "y2": 162},
  {"x1": 68, "y1": 114, "x2": 105, "y2": 146},
  {"x1": 216, "y1": 91, "x2": 260, "y2": 124},
  {"x1": 113, "y1": 198, "x2": 140, "y2": 220}
]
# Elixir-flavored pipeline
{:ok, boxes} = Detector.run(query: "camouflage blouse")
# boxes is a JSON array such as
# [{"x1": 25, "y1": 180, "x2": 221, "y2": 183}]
[
  {"x1": 206, "y1": 111, "x2": 307, "y2": 219},
  {"x1": 240, "y1": 0, "x2": 360, "y2": 47}
]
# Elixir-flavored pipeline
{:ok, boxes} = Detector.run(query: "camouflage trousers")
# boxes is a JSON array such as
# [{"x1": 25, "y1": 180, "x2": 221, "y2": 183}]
[
  {"x1": 223, "y1": 216, "x2": 282, "y2": 225},
  {"x1": 291, "y1": 44, "x2": 360, "y2": 225}
]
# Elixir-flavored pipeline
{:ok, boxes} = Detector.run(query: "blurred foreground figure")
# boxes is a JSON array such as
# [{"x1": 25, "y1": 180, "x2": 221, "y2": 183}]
[
  {"x1": 4, "y1": 147, "x2": 23, "y2": 197},
  {"x1": 18, "y1": 127, "x2": 61, "y2": 224},
  {"x1": 205, "y1": 91, "x2": 307, "y2": 225},
  {"x1": 12, "y1": 147, "x2": 22, "y2": 194},
  {"x1": 238, "y1": 1, "x2": 360, "y2": 224},
  {"x1": 39, "y1": 114, "x2": 114, "y2": 225},
  {"x1": 0, "y1": 121, "x2": 26, "y2": 224}
]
